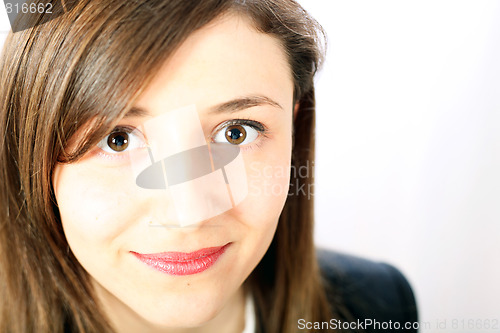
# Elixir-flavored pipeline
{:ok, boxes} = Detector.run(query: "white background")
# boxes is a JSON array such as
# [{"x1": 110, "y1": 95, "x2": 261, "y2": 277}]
[
  {"x1": 1, "y1": 1, "x2": 499, "y2": 332},
  {"x1": 300, "y1": 1, "x2": 500, "y2": 332}
]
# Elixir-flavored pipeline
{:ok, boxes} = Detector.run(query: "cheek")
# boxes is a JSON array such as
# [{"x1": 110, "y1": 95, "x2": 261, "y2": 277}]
[
  {"x1": 244, "y1": 160, "x2": 291, "y2": 221},
  {"x1": 53, "y1": 163, "x2": 139, "y2": 246},
  {"x1": 232, "y1": 137, "x2": 292, "y2": 233}
]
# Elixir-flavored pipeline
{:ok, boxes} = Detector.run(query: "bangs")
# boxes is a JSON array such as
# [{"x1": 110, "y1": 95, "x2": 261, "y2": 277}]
[
  {"x1": 49, "y1": 0, "x2": 234, "y2": 163},
  {"x1": 56, "y1": 112, "x2": 123, "y2": 163}
]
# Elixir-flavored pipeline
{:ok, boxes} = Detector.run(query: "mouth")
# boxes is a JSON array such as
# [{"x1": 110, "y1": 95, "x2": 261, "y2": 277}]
[{"x1": 130, "y1": 243, "x2": 231, "y2": 276}]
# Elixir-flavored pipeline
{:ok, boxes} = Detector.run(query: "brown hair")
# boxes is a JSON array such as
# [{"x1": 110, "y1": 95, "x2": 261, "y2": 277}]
[{"x1": 0, "y1": 0, "x2": 341, "y2": 332}]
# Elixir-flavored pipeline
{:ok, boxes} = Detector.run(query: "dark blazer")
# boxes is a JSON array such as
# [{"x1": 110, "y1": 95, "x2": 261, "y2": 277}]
[{"x1": 317, "y1": 249, "x2": 419, "y2": 332}]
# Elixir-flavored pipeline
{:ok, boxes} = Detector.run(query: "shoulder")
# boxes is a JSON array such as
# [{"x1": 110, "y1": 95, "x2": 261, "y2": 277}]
[{"x1": 317, "y1": 248, "x2": 419, "y2": 332}]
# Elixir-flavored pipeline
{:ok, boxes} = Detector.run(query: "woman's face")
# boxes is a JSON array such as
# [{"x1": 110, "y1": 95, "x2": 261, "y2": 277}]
[{"x1": 53, "y1": 14, "x2": 294, "y2": 330}]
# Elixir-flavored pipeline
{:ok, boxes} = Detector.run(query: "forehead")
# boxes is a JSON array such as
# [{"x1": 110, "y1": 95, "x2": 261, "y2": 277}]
[{"x1": 133, "y1": 14, "x2": 294, "y2": 115}]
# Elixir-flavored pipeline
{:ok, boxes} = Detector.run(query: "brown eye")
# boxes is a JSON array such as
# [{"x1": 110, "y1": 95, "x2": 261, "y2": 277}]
[
  {"x1": 107, "y1": 131, "x2": 129, "y2": 152},
  {"x1": 225, "y1": 125, "x2": 247, "y2": 145}
]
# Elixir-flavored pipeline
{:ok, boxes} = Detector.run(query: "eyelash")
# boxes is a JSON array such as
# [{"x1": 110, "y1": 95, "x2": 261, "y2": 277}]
[
  {"x1": 95, "y1": 118, "x2": 269, "y2": 160},
  {"x1": 94, "y1": 126, "x2": 141, "y2": 160},
  {"x1": 212, "y1": 118, "x2": 269, "y2": 151}
]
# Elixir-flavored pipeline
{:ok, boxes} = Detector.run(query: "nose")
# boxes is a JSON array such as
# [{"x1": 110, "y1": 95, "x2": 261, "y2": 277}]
[
  {"x1": 129, "y1": 105, "x2": 248, "y2": 228},
  {"x1": 140, "y1": 145, "x2": 243, "y2": 227},
  {"x1": 141, "y1": 189, "x2": 180, "y2": 228}
]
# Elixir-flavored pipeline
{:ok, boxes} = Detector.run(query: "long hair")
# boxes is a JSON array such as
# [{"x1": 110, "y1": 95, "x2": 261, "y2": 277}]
[{"x1": 0, "y1": 1, "x2": 337, "y2": 332}]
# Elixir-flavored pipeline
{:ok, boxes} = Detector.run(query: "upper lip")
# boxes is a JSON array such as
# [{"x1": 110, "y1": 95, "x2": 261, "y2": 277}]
[{"x1": 130, "y1": 243, "x2": 230, "y2": 262}]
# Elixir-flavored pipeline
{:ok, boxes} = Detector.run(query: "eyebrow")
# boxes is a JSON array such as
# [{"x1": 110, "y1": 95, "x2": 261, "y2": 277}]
[
  {"x1": 124, "y1": 95, "x2": 283, "y2": 118},
  {"x1": 209, "y1": 95, "x2": 283, "y2": 114},
  {"x1": 124, "y1": 106, "x2": 150, "y2": 118}
]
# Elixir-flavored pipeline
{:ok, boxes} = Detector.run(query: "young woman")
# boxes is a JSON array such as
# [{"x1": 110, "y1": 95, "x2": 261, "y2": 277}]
[{"x1": 0, "y1": 0, "x2": 418, "y2": 332}]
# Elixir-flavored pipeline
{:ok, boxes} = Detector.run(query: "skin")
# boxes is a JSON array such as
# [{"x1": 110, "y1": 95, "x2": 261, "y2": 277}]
[{"x1": 53, "y1": 14, "x2": 294, "y2": 333}]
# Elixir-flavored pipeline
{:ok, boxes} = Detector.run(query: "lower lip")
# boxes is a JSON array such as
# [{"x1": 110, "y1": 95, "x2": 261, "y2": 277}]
[{"x1": 131, "y1": 243, "x2": 230, "y2": 276}]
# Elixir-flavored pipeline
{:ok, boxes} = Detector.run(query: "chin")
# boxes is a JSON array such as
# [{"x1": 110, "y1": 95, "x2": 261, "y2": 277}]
[{"x1": 134, "y1": 299, "x2": 222, "y2": 328}]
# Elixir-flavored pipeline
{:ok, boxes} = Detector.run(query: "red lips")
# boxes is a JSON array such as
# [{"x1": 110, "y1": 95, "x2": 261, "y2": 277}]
[{"x1": 131, "y1": 243, "x2": 230, "y2": 276}]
